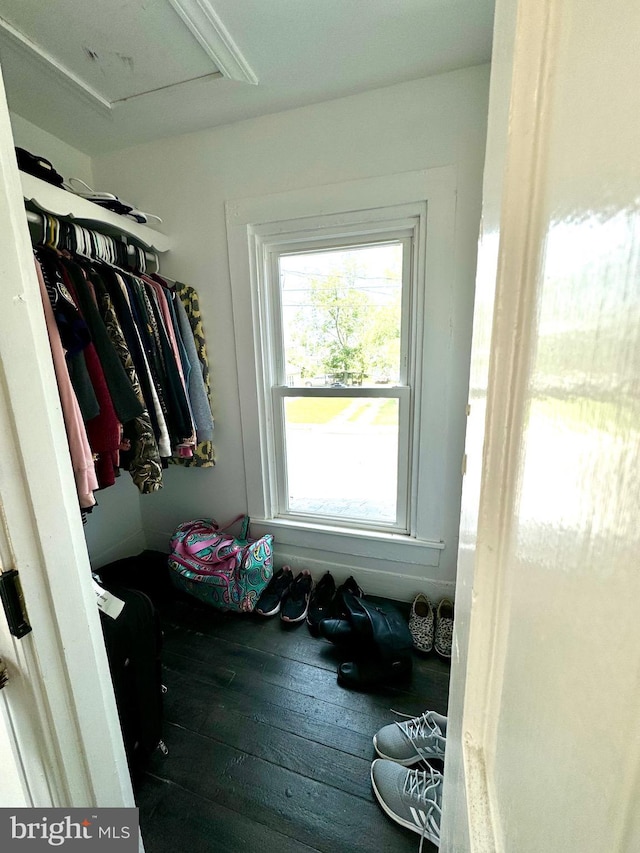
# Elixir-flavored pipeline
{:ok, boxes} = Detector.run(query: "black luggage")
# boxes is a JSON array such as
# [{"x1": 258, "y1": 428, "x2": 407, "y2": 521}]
[
  {"x1": 96, "y1": 550, "x2": 174, "y2": 608},
  {"x1": 98, "y1": 584, "x2": 165, "y2": 785},
  {"x1": 15, "y1": 147, "x2": 65, "y2": 186}
]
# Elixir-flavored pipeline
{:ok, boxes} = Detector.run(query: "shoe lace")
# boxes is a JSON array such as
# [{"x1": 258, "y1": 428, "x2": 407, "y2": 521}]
[
  {"x1": 391, "y1": 709, "x2": 446, "y2": 762},
  {"x1": 403, "y1": 765, "x2": 442, "y2": 853}
]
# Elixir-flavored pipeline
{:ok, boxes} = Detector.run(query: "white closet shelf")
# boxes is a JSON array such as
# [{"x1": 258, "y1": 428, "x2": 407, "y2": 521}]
[{"x1": 20, "y1": 171, "x2": 171, "y2": 253}]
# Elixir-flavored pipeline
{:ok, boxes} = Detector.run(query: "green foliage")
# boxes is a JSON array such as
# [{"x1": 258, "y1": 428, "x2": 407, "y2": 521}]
[{"x1": 290, "y1": 261, "x2": 401, "y2": 381}]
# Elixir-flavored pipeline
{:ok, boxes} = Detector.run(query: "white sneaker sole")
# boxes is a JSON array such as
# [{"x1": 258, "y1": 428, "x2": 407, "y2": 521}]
[
  {"x1": 434, "y1": 647, "x2": 452, "y2": 659},
  {"x1": 370, "y1": 761, "x2": 440, "y2": 847},
  {"x1": 280, "y1": 599, "x2": 310, "y2": 623},
  {"x1": 256, "y1": 602, "x2": 281, "y2": 617}
]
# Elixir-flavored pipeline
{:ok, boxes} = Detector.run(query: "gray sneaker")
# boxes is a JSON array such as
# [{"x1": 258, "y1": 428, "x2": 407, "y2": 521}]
[
  {"x1": 373, "y1": 710, "x2": 447, "y2": 765},
  {"x1": 371, "y1": 758, "x2": 442, "y2": 849}
]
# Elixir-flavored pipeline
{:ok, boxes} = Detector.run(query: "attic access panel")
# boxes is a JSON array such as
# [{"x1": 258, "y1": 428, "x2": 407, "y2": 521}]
[{"x1": 0, "y1": 0, "x2": 256, "y2": 107}]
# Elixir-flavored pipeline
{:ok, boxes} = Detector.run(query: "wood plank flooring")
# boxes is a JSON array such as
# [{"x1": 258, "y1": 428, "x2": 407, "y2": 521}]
[{"x1": 137, "y1": 594, "x2": 450, "y2": 853}]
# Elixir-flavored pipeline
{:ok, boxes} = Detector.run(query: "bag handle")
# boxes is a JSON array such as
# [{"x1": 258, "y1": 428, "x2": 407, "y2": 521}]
[
  {"x1": 218, "y1": 514, "x2": 251, "y2": 539},
  {"x1": 34, "y1": 155, "x2": 56, "y2": 173},
  {"x1": 16, "y1": 148, "x2": 54, "y2": 170}
]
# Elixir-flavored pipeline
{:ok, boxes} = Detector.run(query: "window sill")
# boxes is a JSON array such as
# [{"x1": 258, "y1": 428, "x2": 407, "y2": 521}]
[{"x1": 249, "y1": 517, "x2": 444, "y2": 568}]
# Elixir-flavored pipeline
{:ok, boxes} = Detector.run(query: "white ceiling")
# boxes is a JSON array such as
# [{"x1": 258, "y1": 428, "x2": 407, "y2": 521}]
[{"x1": 0, "y1": 0, "x2": 494, "y2": 155}]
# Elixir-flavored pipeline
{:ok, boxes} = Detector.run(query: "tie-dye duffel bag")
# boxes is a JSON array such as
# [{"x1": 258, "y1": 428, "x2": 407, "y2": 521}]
[{"x1": 168, "y1": 515, "x2": 273, "y2": 613}]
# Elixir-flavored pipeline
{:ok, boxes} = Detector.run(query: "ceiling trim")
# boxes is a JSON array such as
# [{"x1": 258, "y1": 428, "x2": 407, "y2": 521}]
[
  {"x1": 0, "y1": 1, "x2": 257, "y2": 116},
  {"x1": 110, "y1": 71, "x2": 224, "y2": 105},
  {"x1": 0, "y1": 16, "x2": 112, "y2": 114},
  {"x1": 166, "y1": 0, "x2": 258, "y2": 85}
]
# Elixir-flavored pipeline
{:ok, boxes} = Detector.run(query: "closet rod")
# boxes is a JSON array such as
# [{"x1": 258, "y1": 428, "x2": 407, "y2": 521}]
[{"x1": 25, "y1": 209, "x2": 158, "y2": 266}]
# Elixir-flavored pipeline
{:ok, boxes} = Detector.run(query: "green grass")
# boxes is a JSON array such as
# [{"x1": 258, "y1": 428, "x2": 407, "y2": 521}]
[
  {"x1": 347, "y1": 402, "x2": 369, "y2": 422},
  {"x1": 285, "y1": 396, "x2": 399, "y2": 426},
  {"x1": 373, "y1": 400, "x2": 398, "y2": 426},
  {"x1": 285, "y1": 397, "x2": 351, "y2": 424}
]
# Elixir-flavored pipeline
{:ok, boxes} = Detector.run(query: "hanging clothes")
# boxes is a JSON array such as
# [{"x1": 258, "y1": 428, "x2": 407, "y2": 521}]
[
  {"x1": 34, "y1": 258, "x2": 98, "y2": 509},
  {"x1": 172, "y1": 282, "x2": 216, "y2": 467},
  {"x1": 37, "y1": 248, "x2": 121, "y2": 489},
  {"x1": 171, "y1": 288, "x2": 214, "y2": 443},
  {"x1": 140, "y1": 276, "x2": 196, "y2": 456},
  {"x1": 123, "y1": 276, "x2": 178, "y2": 443},
  {"x1": 30, "y1": 210, "x2": 215, "y2": 507},
  {"x1": 88, "y1": 268, "x2": 163, "y2": 493},
  {"x1": 94, "y1": 264, "x2": 167, "y2": 457},
  {"x1": 137, "y1": 278, "x2": 195, "y2": 450},
  {"x1": 111, "y1": 270, "x2": 173, "y2": 459},
  {"x1": 57, "y1": 254, "x2": 143, "y2": 424},
  {"x1": 35, "y1": 247, "x2": 98, "y2": 420}
]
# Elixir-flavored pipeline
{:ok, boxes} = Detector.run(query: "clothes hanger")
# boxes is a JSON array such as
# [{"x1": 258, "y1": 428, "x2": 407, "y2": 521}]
[
  {"x1": 28, "y1": 206, "x2": 154, "y2": 276},
  {"x1": 64, "y1": 177, "x2": 163, "y2": 225}
]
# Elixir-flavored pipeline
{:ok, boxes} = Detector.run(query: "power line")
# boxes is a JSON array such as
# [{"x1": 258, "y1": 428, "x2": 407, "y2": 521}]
[{"x1": 280, "y1": 269, "x2": 401, "y2": 283}]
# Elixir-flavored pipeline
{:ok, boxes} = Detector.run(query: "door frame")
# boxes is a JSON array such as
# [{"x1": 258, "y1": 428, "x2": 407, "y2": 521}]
[
  {"x1": 441, "y1": 0, "x2": 558, "y2": 849},
  {"x1": 0, "y1": 63, "x2": 133, "y2": 810}
]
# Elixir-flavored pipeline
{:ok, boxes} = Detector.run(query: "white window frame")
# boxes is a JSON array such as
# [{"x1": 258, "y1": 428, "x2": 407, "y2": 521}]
[
  {"x1": 226, "y1": 167, "x2": 456, "y2": 554},
  {"x1": 266, "y1": 226, "x2": 417, "y2": 534}
]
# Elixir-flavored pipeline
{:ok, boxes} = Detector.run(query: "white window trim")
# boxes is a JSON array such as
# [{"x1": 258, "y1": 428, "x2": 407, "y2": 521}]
[
  {"x1": 266, "y1": 224, "x2": 415, "y2": 535},
  {"x1": 226, "y1": 167, "x2": 457, "y2": 552}
]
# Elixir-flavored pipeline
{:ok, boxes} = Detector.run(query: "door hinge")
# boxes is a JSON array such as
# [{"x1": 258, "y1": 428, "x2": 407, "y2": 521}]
[{"x1": 0, "y1": 569, "x2": 32, "y2": 639}]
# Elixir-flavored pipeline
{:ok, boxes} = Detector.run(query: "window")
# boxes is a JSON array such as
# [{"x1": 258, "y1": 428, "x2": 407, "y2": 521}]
[
  {"x1": 227, "y1": 168, "x2": 457, "y2": 549},
  {"x1": 269, "y1": 236, "x2": 414, "y2": 532}
]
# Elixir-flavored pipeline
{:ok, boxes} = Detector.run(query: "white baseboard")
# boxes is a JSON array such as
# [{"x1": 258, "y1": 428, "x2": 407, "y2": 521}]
[
  {"x1": 146, "y1": 527, "x2": 455, "y2": 604},
  {"x1": 276, "y1": 547, "x2": 455, "y2": 603}
]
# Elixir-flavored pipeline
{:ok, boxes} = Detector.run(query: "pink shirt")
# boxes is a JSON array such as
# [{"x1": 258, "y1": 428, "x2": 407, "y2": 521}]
[{"x1": 35, "y1": 259, "x2": 98, "y2": 508}]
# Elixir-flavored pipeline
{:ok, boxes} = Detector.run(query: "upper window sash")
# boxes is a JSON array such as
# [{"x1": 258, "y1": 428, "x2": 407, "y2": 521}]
[{"x1": 265, "y1": 226, "x2": 417, "y2": 389}]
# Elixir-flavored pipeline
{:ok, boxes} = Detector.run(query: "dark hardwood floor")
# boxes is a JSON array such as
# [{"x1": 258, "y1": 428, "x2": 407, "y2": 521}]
[{"x1": 138, "y1": 593, "x2": 450, "y2": 853}]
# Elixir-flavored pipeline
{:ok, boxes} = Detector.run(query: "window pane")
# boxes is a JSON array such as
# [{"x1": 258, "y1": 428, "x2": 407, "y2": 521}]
[
  {"x1": 283, "y1": 396, "x2": 399, "y2": 523},
  {"x1": 280, "y1": 243, "x2": 403, "y2": 388}
]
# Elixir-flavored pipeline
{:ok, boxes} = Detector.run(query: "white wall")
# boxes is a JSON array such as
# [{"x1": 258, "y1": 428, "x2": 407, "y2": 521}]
[
  {"x1": 9, "y1": 112, "x2": 93, "y2": 187},
  {"x1": 84, "y1": 478, "x2": 146, "y2": 569},
  {"x1": 91, "y1": 66, "x2": 490, "y2": 599}
]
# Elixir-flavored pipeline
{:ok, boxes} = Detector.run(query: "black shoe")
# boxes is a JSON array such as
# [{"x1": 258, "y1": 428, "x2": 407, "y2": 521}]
[
  {"x1": 255, "y1": 566, "x2": 293, "y2": 616},
  {"x1": 281, "y1": 571, "x2": 313, "y2": 624},
  {"x1": 337, "y1": 656, "x2": 412, "y2": 690},
  {"x1": 332, "y1": 575, "x2": 364, "y2": 618},
  {"x1": 318, "y1": 618, "x2": 355, "y2": 646},
  {"x1": 307, "y1": 571, "x2": 336, "y2": 636}
]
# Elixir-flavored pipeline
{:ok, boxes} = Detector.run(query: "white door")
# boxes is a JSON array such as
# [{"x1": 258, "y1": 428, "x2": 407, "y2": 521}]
[
  {"x1": 442, "y1": 0, "x2": 640, "y2": 851},
  {"x1": 0, "y1": 62, "x2": 133, "y2": 809}
]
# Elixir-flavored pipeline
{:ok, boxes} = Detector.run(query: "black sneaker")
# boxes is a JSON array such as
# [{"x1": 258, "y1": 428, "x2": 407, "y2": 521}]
[
  {"x1": 332, "y1": 575, "x2": 364, "y2": 618},
  {"x1": 307, "y1": 571, "x2": 336, "y2": 636},
  {"x1": 255, "y1": 566, "x2": 293, "y2": 616},
  {"x1": 281, "y1": 571, "x2": 313, "y2": 624}
]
